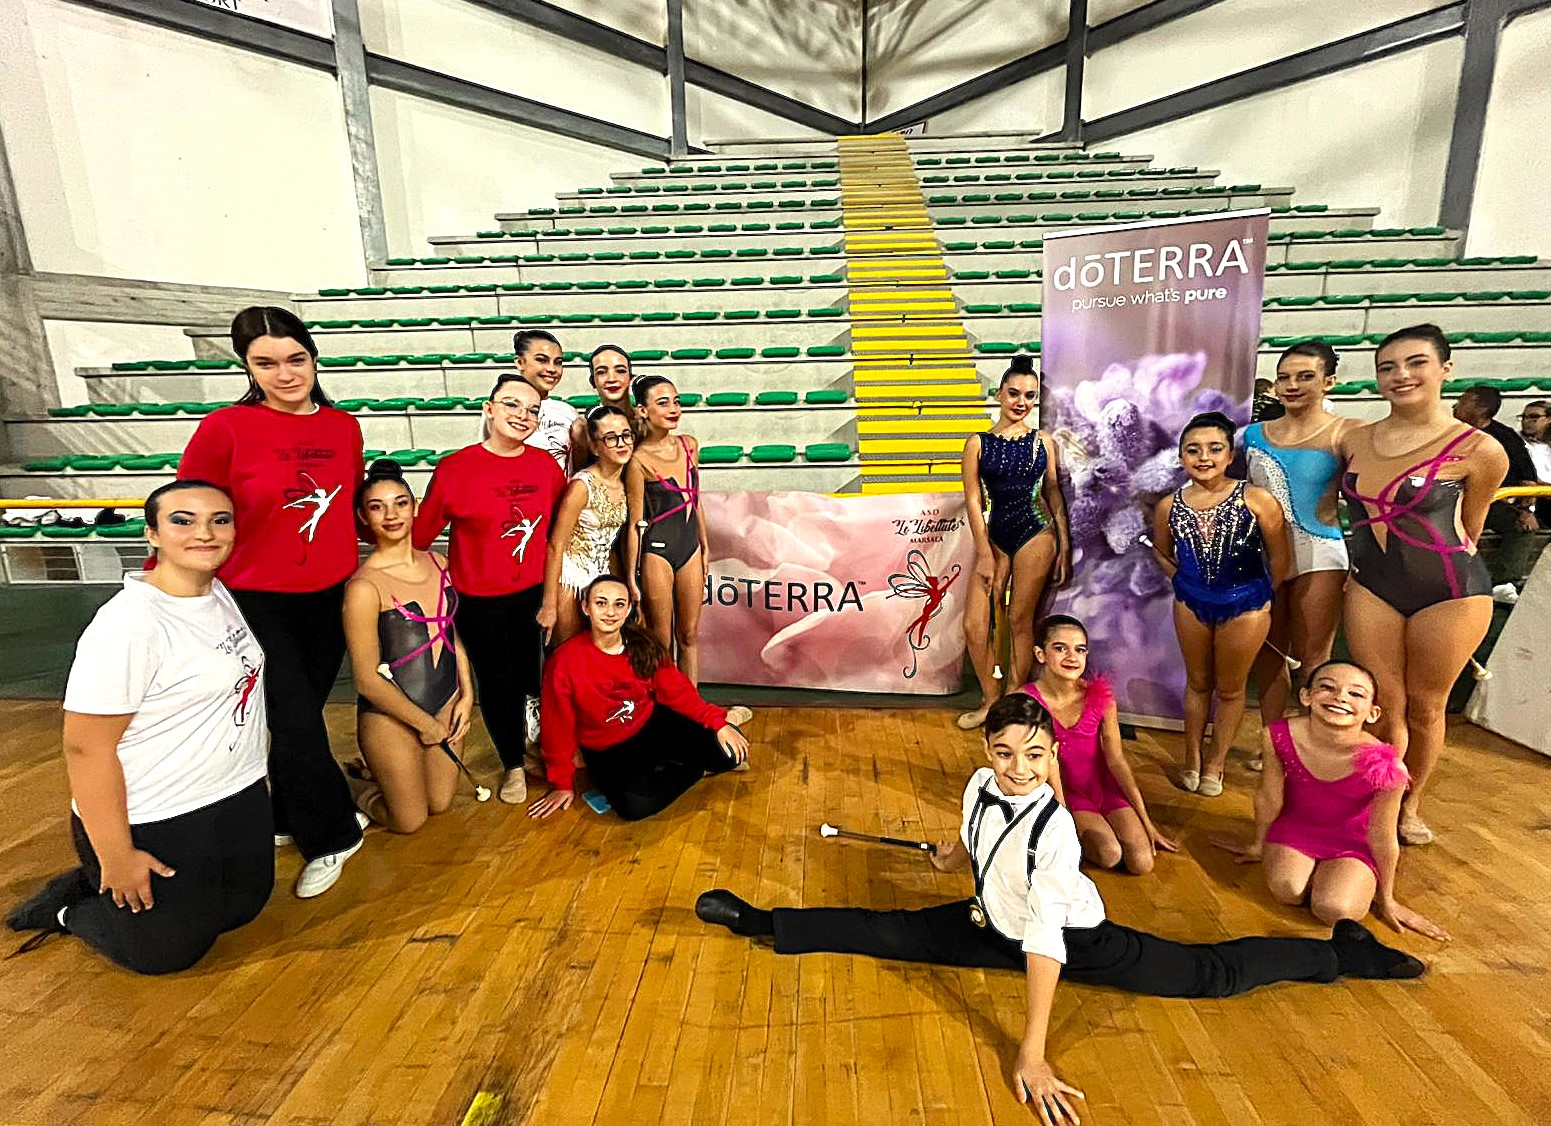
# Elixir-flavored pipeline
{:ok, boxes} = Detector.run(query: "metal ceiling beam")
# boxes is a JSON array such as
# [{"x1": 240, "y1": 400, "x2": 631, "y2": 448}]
[
  {"x1": 364, "y1": 54, "x2": 669, "y2": 160},
  {"x1": 1084, "y1": 4, "x2": 1466, "y2": 141},
  {"x1": 1056, "y1": 0, "x2": 1089, "y2": 142}
]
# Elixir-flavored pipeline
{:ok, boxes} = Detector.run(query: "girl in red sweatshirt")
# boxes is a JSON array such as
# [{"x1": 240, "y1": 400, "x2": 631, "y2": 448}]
[
  {"x1": 178, "y1": 307, "x2": 366, "y2": 899},
  {"x1": 412, "y1": 374, "x2": 565, "y2": 805},
  {"x1": 528, "y1": 575, "x2": 750, "y2": 822}
]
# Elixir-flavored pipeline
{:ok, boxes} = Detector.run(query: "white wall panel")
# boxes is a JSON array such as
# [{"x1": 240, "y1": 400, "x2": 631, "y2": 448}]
[
  {"x1": 1104, "y1": 39, "x2": 1461, "y2": 228},
  {"x1": 685, "y1": 0, "x2": 862, "y2": 122},
  {"x1": 0, "y1": 0, "x2": 363, "y2": 290},
  {"x1": 43, "y1": 321, "x2": 195, "y2": 407},
  {"x1": 687, "y1": 88, "x2": 830, "y2": 146},
  {"x1": 372, "y1": 88, "x2": 632, "y2": 257},
  {"x1": 361, "y1": 0, "x2": 668, "y2": 137},
  {"x1": 1466, "y1": 8, "x2": 1551, "y2": 258},
  {"x1": 544, "y1": 0, "x2": 666, "y2": 45},
  {"x1": 865, "y1": 0, "x2": 1065, "y2": 122},
  {"x1": 926, "y1": 67, "x2": 1064, "y2": 137}
]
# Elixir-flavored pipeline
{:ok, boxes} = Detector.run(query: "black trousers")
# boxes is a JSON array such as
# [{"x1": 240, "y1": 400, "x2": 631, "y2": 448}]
[
  {"x1": 230, "y1": 585, "x2": 361, "y2": 861},
  {"x1": 771, "y1": 899, "x2": 1339, "y2": 998},
  {"x1": 581, "y1": 705, "x2": 737, "y2": 822},
  {"x1": 454, "y1": 585, "x2": 544, "y2": 771},
  {"x1": 63, "y1": 780, "x2": 274, "y2": 975}
]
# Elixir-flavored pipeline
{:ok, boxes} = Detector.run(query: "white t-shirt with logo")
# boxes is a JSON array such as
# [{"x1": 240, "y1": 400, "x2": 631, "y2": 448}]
[
  {"x1": 63, "y1": 574, "x2": 268, "y2": 825},
  {"x1": 527, "y1": 396, "x2": 579, "y2": 474}
]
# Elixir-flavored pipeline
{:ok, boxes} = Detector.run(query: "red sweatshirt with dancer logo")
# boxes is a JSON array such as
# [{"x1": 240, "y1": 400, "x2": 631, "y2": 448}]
[
  {"x1": 540, "y1": 633, "x2": 728, "y2": 792},
  {"x1": 179, "y1": 403, "x2": 364, "y2": 592},
  {"x1": 412, "y1": 442, "x2": 565, "y2": 597}
]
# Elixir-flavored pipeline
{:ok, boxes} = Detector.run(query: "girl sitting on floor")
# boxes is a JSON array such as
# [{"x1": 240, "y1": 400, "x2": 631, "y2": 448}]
[
  {"x1": 1021, "y1": 614, "x2": 1176, "y2": 873},
  {"x1": 1213, "y1": 660, "x2": 1450, "y2": 941},
  {"x1": 343, "y1": 459, "x2": 474, "y2": 834},
  {"x1": 528, "y1": 575, "x2": 751, "y2": 822}
]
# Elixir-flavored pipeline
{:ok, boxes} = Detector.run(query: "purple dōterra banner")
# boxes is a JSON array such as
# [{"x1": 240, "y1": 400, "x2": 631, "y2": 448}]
[{"x1": 1041, "y1": 209, "x2": 1269, "y2": 725}]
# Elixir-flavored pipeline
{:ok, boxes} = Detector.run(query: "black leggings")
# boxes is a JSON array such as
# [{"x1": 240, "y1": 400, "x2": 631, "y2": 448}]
[
  {"x1": 63, "y1": 780, "x2": 274, "y2": 975},
  {"x1": 230, "y1": 585, "x2": 361, "y2": 861},
  {"x1": 581, "y1": 704, "x2": 737, "y2": 821},
  {"x1": 770, "y1": 899, "x2": 1339, "y2": 998},
  {"x1": 226, "y1": 586, "x2": 359, "y2": 862},
  {"x1": 454, "y1": 585, "x2": 544, "y2": 771}
]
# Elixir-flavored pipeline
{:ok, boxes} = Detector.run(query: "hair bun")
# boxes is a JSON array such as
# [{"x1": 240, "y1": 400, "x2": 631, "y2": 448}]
[
  {"x1": 365, "y1": 457, "x2": 406, "y2": 481},
  {"x1": 1007, "y1": 355, "x2": 1036, "y2": 375}
]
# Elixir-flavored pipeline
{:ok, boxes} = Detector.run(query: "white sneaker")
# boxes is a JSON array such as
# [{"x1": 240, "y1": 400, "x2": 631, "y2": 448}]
[
  {"x1": 277, "y1": 810, "x2": 368, "y2": 847},
  {"x1": 1492, "y1": 582, "x2": 1520, "y2": 604},
  {"x1": 295, "y1": 839, "x2": 363, "y2": 899},
  {"x1": 525, "y1": 696, "x2": 542, "y2": 743}
]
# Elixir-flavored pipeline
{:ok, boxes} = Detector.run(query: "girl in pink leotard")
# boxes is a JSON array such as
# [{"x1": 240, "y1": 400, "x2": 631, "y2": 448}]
[
  {"x1": 1215, "y1": 660, "x2": 1449, "y2": 941},
  {"x1": 1022, "y1": 615, "x2": 1177, "y2": 874}
]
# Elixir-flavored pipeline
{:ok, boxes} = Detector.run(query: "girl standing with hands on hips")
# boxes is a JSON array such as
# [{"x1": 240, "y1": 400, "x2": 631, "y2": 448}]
[
  {"x1": 958, "y1": 356, "x2": 1071, "y2": 729},
  {"x1": 344, "y1": 460, "x2": 473, "y2": 833},
  {"x1": 538, "y1": 405, "x2": 633, "y2": 647},
  {"x1": 1338, "y1": 324, "x2": 1507, "y2": 845},
  {"x1": 529, "y1": 576, "x2": 749, "y2": 822},
  {"x1": 6, "y1": 481, "x2": 273, "y2": 973},
  {"x1": 1243, "y1": 341, "x2": 1355, "y2": 727},
  {"x1": 1214, "y1": 661, "x2": 1449, "y2": 941},
  {"x1": 623, "y1": 375, "x2": 709, "y2": 683},
  {"x1": 1022, "y1": 615, "x2": 1176, "y2": 873},
  {"x1": 414, "y1": 374, "x2": 566, "y2": 805},
  {"x1": 178, "y1": 306, "x2": 365, "y2": 899},
  {"x1": 1152, "y1": 412, "x2": 1289, "y2": 797}
]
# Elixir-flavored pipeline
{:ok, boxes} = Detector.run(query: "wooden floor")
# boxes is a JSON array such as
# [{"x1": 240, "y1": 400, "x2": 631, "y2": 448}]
[{"x1": 1, "y1": 702, "x2": 1549, "y2": 1126}]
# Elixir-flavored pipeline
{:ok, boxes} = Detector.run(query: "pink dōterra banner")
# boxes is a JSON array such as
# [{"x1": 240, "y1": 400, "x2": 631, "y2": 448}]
[
  {"x1": 698, "y1": 491, "x2": 975, "y2": 693},
  {"x1": 1041, "y1": 209, "x2": 1269, "y2": 724}
]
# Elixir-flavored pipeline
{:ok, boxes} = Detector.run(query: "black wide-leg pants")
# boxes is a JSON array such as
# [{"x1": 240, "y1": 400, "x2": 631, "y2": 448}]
[
  {"x1": 581, "y1": 705, "x2": 737, "y2": 822},
  {"x1": 771, "y1": 899, "x2": 1340, "y2": 997}
]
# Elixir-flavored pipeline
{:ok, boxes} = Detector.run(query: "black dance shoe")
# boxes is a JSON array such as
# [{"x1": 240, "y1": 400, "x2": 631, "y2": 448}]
[
  {"x1": 695, "y1": 889, "x2": 773, "y2": 938},
  {"x1": 1331, "y1": 919, "x2": 1426, "y2": 980}
]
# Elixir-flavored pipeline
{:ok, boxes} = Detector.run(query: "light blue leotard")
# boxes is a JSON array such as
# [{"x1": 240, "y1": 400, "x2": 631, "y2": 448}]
[{"x1": 1242, "y1": 422, "x2": 1348, "y2": 577}]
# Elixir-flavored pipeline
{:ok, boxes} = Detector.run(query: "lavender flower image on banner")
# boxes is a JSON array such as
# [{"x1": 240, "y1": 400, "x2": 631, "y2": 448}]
[{"x1": 1041, "y1": 209, "x2": 1270, "y2": 724}]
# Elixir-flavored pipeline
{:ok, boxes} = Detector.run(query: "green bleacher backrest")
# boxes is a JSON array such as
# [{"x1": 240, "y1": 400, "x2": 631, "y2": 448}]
[
  {"x1": 706, "y1": 392, "x2": 750, "y2": 407},
  {"x1": 755, "y1": 391, "x2": 799, "y2": 406},
  {"x1": 804, "y1": 390, "x2": 849, "y2": 405},
  {"x1": 699, "y1": 445, "x2": 743, "y2": 464},
  {"x1": 750, "y1": 444, "x2": 797, "y2": 463}
]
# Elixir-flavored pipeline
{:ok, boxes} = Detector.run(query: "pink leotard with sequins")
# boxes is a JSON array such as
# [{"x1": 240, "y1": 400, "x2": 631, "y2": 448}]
[
  {"x1": 1262, "y1": 718, "x2": 1408, "y2": 876},
  {"x1": 1024, "y1": 676, "x2": 1130, "y2": 816}
]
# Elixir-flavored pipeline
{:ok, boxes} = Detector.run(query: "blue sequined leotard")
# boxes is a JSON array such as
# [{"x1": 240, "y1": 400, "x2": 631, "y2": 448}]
[
  {"x1": 1168, "y1": 480, "x2": 1273, "y2": 626},
  {"x1": 978, "y1": 429, "x2": 1049, "y2": 556}
]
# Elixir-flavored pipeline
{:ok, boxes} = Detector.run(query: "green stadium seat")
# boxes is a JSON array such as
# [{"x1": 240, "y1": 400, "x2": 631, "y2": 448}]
[
  {"x1": 41, "y1": 525, "x2": 94, "y2": 539},
  {"x1": 678, "y1": 393, "x2": 703, "y2": 407},
  {"x1": 804, "y1": 442, "x2": 852, "y2": 463},
  {"x1": 70, "y1": 455, "x2": 121, "y2": 471},
  {"x1": 807, "y1": 345, "x2": 846, "y2": 358},
  {"x1": 23, "y1": 456, "x2": 70, "y2": 472},
  {"x1": 761, "y1": 346, "x2": 800, "y2": 358},
  {"x1": 755, "y1": 391, "x2": 799, "y2": 406},
  {"x1": 717, "y1": 347, "x2": 757, "y2": 360},
  {"x1": 118, "y1": 454, "x2": 179, "y2": 471},
  {"x1": 706, "y1": 392, "x2": 750, "y2": 407},
  {"x1": 750, "y1": 444, "x2": 797, "y2": 463},
  {"x1": 0, "y1": 525, "x2": 40, "y2": 538},
  {"x1": 384, "y1": 449, "x2": 434, "y2": 467},
  {"x1": 699, "y1": 445, "x2": 743, "y2": 464},
  {"x1": 804, "y1": 390, "x2": 849, "y2": 405}
]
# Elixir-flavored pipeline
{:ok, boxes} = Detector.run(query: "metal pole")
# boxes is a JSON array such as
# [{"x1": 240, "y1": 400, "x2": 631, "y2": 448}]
[
  {"x1": 1439, "y1": 0, "x2": 1509, "y2": 248},
  {"x1": 332, "y1": 0, "x2": 390, "y2": 270},
  {"x1": 667, "y1": 0, "x2": 689, "y2": 158}
]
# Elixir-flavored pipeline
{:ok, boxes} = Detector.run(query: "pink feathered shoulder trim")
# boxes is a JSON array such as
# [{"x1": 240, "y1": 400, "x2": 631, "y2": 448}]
[
  {"x1": 1354, "y1": 742, "x2": 1408, "y2": 790},
  {"x1": 1068, "y1": 675, "x2": 1113, "y2": 738}
]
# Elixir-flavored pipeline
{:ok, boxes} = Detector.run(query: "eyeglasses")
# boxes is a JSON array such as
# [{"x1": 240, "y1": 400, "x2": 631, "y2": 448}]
[
  {"x1": 598, "y1": 432, "x2": 635, "y2": 448},
  {"x1": 492, "y1": 399, "x2": 542, "y2": 419},
  {"x1": 1521, "y1": 412, "x2": 1547, "y2": 421}
]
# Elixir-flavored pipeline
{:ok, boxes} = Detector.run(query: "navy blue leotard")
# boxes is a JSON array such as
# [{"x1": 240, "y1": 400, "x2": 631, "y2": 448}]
[{"x1": 978, "y1": 430, "x2": 1049, "y2": 556}]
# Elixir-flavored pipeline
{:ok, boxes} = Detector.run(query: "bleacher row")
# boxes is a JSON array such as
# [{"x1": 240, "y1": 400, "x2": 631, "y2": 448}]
[{"x1": 5, "y1": 135, "x2": 1551, "y2": 541}]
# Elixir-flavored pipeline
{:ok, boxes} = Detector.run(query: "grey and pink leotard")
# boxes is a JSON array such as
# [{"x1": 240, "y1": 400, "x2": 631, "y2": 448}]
[
  {"x1": 1024, "y1": 675, "x2": 1130, "y2": 817},
  {"x1": 358, "y1": 556, "x2": 459, "y2": 718},
  {"x1": 1340, "y1": 425, "x2": 1492, "y2": 617},
  {"x1": 1262, "y1": 718, "x2": 1407, "y2": 878}
]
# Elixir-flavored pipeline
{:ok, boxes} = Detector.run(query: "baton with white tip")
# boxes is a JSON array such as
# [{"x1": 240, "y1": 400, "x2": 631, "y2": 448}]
[{"x1": 819, "y1": 822, "x2": 937, "y2": 855}]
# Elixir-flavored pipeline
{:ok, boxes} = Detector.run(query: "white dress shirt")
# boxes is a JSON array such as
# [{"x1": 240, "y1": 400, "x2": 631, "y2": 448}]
[
  {"x1": 1527, "y1": 440, "x2": 1551, "y2": 484},
  {"x1": 958, "y1": 768, "x2": 1108, "y2": 963}
]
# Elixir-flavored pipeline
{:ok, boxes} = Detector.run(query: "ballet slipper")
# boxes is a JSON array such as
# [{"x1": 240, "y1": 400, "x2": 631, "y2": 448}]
[
  {"x1": 1196, "y1": 774, "x2": 1224, "y2": 798},
  {"x1": 1245, "y1": 754, "x2": 1264, "y2": 773},
  {"x1": 725, "y1": 705, "x2": 754, "y2": 728},
  {"x1": 956, "y1": 708, "x2": 989, "y2": 730},
  {"x1": 1178, "y1": 770, "x2": 1200, "y2": 793},
  {"x1": 1398, "y1": 812, "x2": 1434, "y2": 846}
]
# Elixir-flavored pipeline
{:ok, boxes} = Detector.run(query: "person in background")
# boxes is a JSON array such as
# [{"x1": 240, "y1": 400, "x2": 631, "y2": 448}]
[
  {"x1": 515, "y1": 330, "x2": 587, "y2": 476},
  {"x1": 178, "y1": 306, "x2": 365, "y2": 899},
  {"x1": 5, "y1": 482, "x2": 273, "y2": 973},
  {"x1": 1452, "y1": 383, "x2": 1539, "y2": 598},
  {"x1": 1518, "y1": 399, "x2": 1551, "y2": 526},
  {"x1": 1251, "y1": 377, "x2": 1287, "y2": 423}
]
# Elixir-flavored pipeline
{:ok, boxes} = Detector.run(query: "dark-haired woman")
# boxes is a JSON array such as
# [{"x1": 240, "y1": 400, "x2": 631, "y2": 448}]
[
  {"x1": 1338, "y1": 325, "x2": 1507, "y2": 845},
  {"x1": 414, "y1": 374, "x2": 566, "y2": 805},
  {"x1": 623, "y1": 375, "x2": 710, "y2": 683},
  {"x1": 589, "y1": 345, "x2": 636, "y2": 425},
  {"x1": 344, "y1": 461, "x2": 473, "y2": 833},
  {"x1": 539, "y1": 406, "x2": 633, "y2": 648},
  {"x1": 528, "y1": 576, "x2": 749, "y2": 822},
  {"x1": 958, "y1": 356, "x2": 1071, "y2": 729},
  {"x1": 1244, "y1": 341, "x2": 1357, "y2": 727},
  {"x1": 6, "y1": 482, "x2": 273, "y2": 973},
  {"x1": 178, "y1": 306, "x2": 365, "y2": 899},
  {"x1": 515, "y1": 330, "x2": 586, "y2": 474},
  {"x1": 1152, "y1": 412, "x2": 1290, "y2": 797}
]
